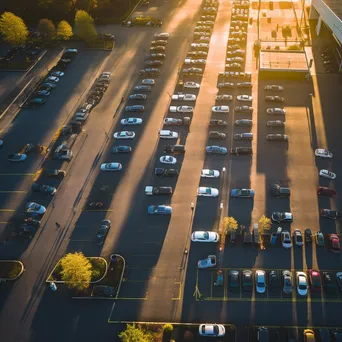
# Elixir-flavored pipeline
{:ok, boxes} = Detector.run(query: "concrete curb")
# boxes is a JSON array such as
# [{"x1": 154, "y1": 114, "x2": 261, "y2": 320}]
[
  {"x1": 0, "y1": 260, "x2": 25, "y2": 281},
  {"x1": 46, "y1": 256, "x2": 108, "y2": 284}
]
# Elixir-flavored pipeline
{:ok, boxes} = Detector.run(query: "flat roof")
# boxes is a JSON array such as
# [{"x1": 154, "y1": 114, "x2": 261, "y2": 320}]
[
  {"x1": 322, "y1": 0, "x2": 342, "y2": 22},
  {"x1": 259, "y1": 51, "x2": 309, "y2": 71}
]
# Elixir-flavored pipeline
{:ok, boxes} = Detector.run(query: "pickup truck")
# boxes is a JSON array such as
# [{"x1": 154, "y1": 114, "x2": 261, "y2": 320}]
[{"x1": 145, "y1": 186, "x2": 172, "y2": 195}]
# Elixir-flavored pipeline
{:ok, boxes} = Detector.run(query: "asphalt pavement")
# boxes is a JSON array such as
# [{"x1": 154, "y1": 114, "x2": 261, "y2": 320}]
[{"x1": 1, "y1": 0, "x2": 342, "y2": 341}]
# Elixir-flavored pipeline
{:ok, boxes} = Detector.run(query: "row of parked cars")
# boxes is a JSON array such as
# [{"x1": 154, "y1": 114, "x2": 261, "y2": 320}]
[{"x1": 25, "y1": 48, "x2": 78, "y2": 107}]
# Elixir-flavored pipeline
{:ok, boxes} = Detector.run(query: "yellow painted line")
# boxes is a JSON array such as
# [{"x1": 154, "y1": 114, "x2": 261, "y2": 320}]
[
  {"x1": 203, "y1": 297, "x2": 342, "y2": 303},
  {"x1": 131, "y1": 254, "x2": 158, "y2": 257},
  {"x1": 124, "y1": 280, "x2": 148, "y2": 283},
  {"x1": 255, "y1": 325, "x2": 342, "y2": 329},
  {"x1": 172, "y1": 281, "x2": 182, "y2": 300},
  {"x1": 115, "y1": 297, "x2": 148, "y2": 300},
  {"x1": 0, "y1": 222, "x2": 10, "y2": 224},
  {"x1": 32, "y1": 168, "x2": 43, "y2": 182},
  {"x1": 0, "y1": 191, "x2": 27, "y2": 194},
  {"x1": 51, "y1": 126, "x2": 63, "y2": 145},
  {"x1": 0, "y1": 173, "x2": 34, "y2": 176},
  {"x1": 0, "y1": 209, "x2": 15, "y2": 212}
]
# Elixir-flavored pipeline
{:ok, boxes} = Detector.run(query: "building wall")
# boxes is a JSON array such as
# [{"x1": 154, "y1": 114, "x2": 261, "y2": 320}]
[{"x1": 311, "y1": 0, "x2": 342, "y2": 44}]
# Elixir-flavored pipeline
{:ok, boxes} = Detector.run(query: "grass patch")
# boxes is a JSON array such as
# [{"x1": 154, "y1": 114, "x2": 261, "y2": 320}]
[
  {"x1": 98, "y1": 255, "x2": 124, "y2": 293},
  {"x1": 47, "y1": 257, "x2": 106, "y2": 282},
  {"x1": 0, "y1": 260, "x2": 23, "y2": 279}
]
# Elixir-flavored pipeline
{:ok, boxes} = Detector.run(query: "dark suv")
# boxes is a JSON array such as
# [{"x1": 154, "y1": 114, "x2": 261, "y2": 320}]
[
  {"x1": 271, "y1": 184, "x2": 290, "y2": 197},
  {"x1": 230, "y1": 147, "x2": 252, "y2": 155}
]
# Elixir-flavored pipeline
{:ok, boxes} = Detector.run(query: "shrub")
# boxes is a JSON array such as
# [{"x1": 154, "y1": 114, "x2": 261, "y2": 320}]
[{"x1": 163, "y1": 324, "x2": 173, "y2": 332}]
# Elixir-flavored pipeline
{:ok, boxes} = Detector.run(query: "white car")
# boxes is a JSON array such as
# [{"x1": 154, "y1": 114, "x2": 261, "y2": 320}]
[
  {"x1": 281, "y1": 230, "x2": 292, "y2": 249},
  {"x1": 25, "y1": 202, "x2": 46, "y2": 215},
  {"x1": 154, "y1": 32, "x2": 169, "y2": 39},
  {"x1": 100, "y1": 162, "x2": 122, "y2": 171},
  {"x1": 46, "y1": 76, "x2": 59, "y2": 83},
  {"x1": 296, "y1": 271, "x2": 308, "y2": 296},
  {"x1": 160, "y1": 155, "x2": 177, "y2": 164},
  {"x1": 199, "y1": 324, "x2": 225, "y2": 337},
  {"x1": 120, "y1": 118, "x2": 143, "y2": 125},
  {"x1": 255, "y1": 270, "x2": 266, "y2": 294},
  {"x1": 237, "y1": 95, "x2": 252, "y2": 102},
  {"x1": 159, "y1": 130, "x2": 178, "y2": 139},
  {"x1": 113, "y1": 131, "x2": 135, "y2": 139},
  {"x1": 184, "y1": 58, "x2": 206, "y2": 65},
  {"x1": 212, "y1": 105, "x2": 229, "y2": 113},
  {"x1": 171, "y1": 93, "x2": 196, "y2": 101},
  {"x1": 315, "y1": 149, "x2": 333, "y2": 158},
  {"x1": 319, "y1": 169, "x2": 336, "y2": 180},
  {"x1": 169, "y1": 105, "x2": 193, "y2": 113},
  {"x1": 266, "y1": 108, "x2": 286, "y2": 115},
  {"x1": 141, "y1": 79, "x2": 155, "y2": 85},
  {"x1": 201, "y1": 169, "x2": 220, "y2": 178},
  {"x1": 184, "y1": 82, "x2": 200, "y2": 89},
  {"x1": 197, "y1": 187, "x2": 219, "y2": 197},
  {"x1": 191, "y1": 231, "x2": 220, "y2": 242},
  {"x1": 264, "y1": 85, "x2": 284, "y2": 91}
]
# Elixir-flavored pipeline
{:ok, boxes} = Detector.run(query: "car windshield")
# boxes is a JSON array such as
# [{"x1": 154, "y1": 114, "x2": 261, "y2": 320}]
[
  {"x1": 240, "y1": 190, "x2": 249, "y2": 196},
  {"x1": 205, "y1": 188, "x2": 211, "y2": 194},
  {"x1": 213, "y1": 326, "x2": 219, "y2": 335},
  {"x1": 299, "y1": 283, "x2": 306, "y2": 290},
  {"x1": 207, "y1": 170, "x2": 214, "y2": 176},
  {"x1": 200, "y1": 232, "x2": 209, "y2": 240},
  {"x1": 297, "y1": 234, "x2": 302, "y2": 242}
]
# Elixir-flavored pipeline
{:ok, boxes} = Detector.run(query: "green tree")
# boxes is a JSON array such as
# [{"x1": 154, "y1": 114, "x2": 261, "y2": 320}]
[
  {"x1": 60, "y1": 252, "x2": 92, "y2": 291},
  {"x1": 74, "y1": 10, "x2": 97, "y2": 43},
  {"x1": 38, "y1": 18, "x2": 56, "y2": 42},
  {"x1": 0, "y1": 12, "x2": 28, "y2": 46},
  {"x1": 223, "y1": 216, "x2": 238, "y2": 234},
  {"x1": 74, "y1": 0, "x2": 98, "y2": 11},
  {"x1": 119, "y1": 324, "x2": 153, "y2": 342},
  {"x1": 258, "y1": 215, "x2": 272, "y2": 235},
  {"x1": 56, "y1": 20, "x2": 73, "y2": 40}
]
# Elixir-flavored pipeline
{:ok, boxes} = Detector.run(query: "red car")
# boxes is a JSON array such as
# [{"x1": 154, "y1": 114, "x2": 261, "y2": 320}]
[
  {"x1": 317, "y1": 186, "x2": 336, "y2": 196},
  {"x1": 329, "y1": 234, "x2": 340, "y2": 253},
  {"x1": 308, "y1": 269, "x2": 322, "y2": 292}
]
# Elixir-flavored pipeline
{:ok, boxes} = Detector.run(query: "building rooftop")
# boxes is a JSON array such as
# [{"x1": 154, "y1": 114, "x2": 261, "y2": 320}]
[{"x1": 323, "y1": 0, "x2": 342, "y2": 22}]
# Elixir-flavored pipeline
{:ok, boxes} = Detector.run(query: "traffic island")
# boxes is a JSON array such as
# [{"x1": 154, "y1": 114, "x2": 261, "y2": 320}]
[
  {"x1": 117, "y1": 323, "x2": 236, "y2": 342},
  {"x1": 0, "y1": 260, "x2": 25, "y2": 281},
  {"x1": 46, "y1": 256, "x2": 107, "y2": 295},
  {"x1": 86, "y1": 39, "x2": 115, "y2": 51}
]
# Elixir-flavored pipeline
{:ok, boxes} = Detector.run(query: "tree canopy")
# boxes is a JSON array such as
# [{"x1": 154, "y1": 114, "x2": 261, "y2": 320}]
[
  {"x1": 258, "y1": 215, "x2": 272, "y2": 234},
  {"x1": 56, "y1": 20, "x2": 73, "y2": 40},
  {"x1": 60, "y1": 252, "x2": 92, "y2": 291},
  {"x1": 74, "y1": 10, "x2": 97, "y2": 43},
  {"x1": 0, "y1": 12, "x2": 28, "y2": 46},
  {"x1": 38, "y1": 18, "x2": 56, "y2": 41},
  {"x1": 223, "y1": 216, "x2": 238, "y2": 234},
  {"x1": 119, "y1": 324, "x2": 153, "y2": 342}
]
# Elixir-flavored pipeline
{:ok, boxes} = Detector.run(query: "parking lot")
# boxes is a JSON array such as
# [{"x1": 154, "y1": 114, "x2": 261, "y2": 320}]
[{"x1": 0, "y1": 0, "x2": 342, "y2": 341}]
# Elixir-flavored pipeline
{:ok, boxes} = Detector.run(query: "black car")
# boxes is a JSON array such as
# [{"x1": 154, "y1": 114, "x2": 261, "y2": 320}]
[
  {"x1": 271, "y1": 184, "x2": 290, "y2": 197},
  {"x1": 321, "y1": 209, "x2": 341, "y2": 220},
  {"x1": 235, "y1": 105, "x2": 253, "y2": 113},
  {"x1": 139, "y1": 68, "x2": 160, "y2": 76},
  {"x1": 228, "y1": 270, "x2": 240, "y2": 291},
  {"x1": 303, "y1": 229, "x2": 312, "y2": 244},
  {"x1": 209, "y1": 119, "x2": 227, "y2": 127},
  {"x1": 87, "y1": 201, "x2": 104, "y2": 209},
  {"x1": 22, "y1": 217, "x2": 41, "y2": 228},
  {"x1": 209, "y1": 131, "x2": 226, "y2": 139},
  {"x1": 154, "y1": 168, "x2": 179, "y2": 177},
  {"x1": 322, "y1": 272, "x2": 336, "y2": 293},
  {"x1": 150, "y1": 53, "x2": 166, "y2": 60},
  {"x1": 96, "y1": 219, "x2": 111, "y2": 245},
  {"x1": 242, "y1": 270, "x2": 253, "y2": 291},
  {"x1": 265, "y1": 96, "x2": 284, "y2": 103},
  {"x1": 230, "y1": 147, "x2": 252, "y2": 155},
  {"x1": 111, "y1": 146, "x2": 132, "y2": 153},
  {"x1": 18, "y1": 225, "x2": 36, "y2": 239},
  {"x1": 45, "y1": 169, "x2": 66, "y2": 178},
  {"x1": 125, "y1": 105, "x2": 144, "y2": 112},
  {"x1": 145, "y1": 60, "x2": 163, "y2": 66},
  {"x1": 269, "y1": 270, "x2": 280, "y2": 291},
  {"x1": 31, "y1": 183, "x2": 56, "y2": 195},
  {"x1": 92, "y1": 285, "x2": 115, "y2": 297}
]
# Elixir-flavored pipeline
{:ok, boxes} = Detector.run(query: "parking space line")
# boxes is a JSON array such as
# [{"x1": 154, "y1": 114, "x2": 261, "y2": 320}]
[
  {"x1": 0, "y1": 173, "x2": 34, "y2": 176},
  {"x1": 254, "y1": 325, "x2": 342, "y2": 329},
  {"x1": 0, "y1": 222, "x2": 10, "y2": 224},
  {"x1": 131, "y1": 254, "x2": 158, "y2": 257},
  {"x1": 0, "y1": 190, "x2": 27, "y2": 194},
  {"x1": 116, "y1": 297, "x2": 148, "y2": 300},
  {"x1": 32, "y1": 168, "x2": 42, "y2": 182},
  {"x1": 203, "y1": 297, "x2": 342, "y2": 303},
  {"x1": 0, "y1": 209, "x2": 15, "y2": 212},
  {"x1": 68, "y1": 239, "x2": 94, "y2": 243},
  {"x1": 172, "y1": 281, "x2": 182, "y2": 301}
]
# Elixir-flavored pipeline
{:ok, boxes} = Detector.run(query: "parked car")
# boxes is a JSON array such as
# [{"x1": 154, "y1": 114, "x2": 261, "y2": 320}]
[
  {"x1": 121, "y1": 118, "x2": 143, "y2": 125},
  {"x1": 154, "y1": 168, "x2": 179, "y2": 177},
  {"x1": 242, "y1": 270, "x2": 253, "y2": 291},
  {"x1": 8, "y1": 153, "x2": 27, "y2": 162},
  {"x1": 209, "y1": 131, "x2": 226, "y2": 139},
  {"x1": 281, "y1": 231, "x2": 292, "y2": 249},
  {"x1": 197, "y1": 187, "x2": 219, "y2": 197},
  {"x1": 231, "y1": 189, "x2": 255, "y2": 198},
  {"x1": 216, "y1": 94, "x2": 233, "y2": 102},
  {"x1": 206, "y1": 146, "x2": 228, "y2": 155},
  {"x1": 111, "y1": 146, "x2": 132, "y2": 154},
  {"x1": 129, "y1": 94, "x2": 147, "y2": 100},
  {"x1": 323, "y1": 272, "x2": 336, "y2": 293},
  {"x1": 228, "y1": 270, "x2": 240, "y2": 291},
  {"x1": 282, "y1": 270, "x2": 293, "y2": 294},
  {"x1": 266, "y1": 108, "x2": 286, "y2": 115},
  {"x1": 316, "y1": 231, "x2": 325, "y2": 246},
  {"x1": 319, "y1": 169, "x2": 336, "y2": 180},
  {"x1": 329, "y1": 234, "x2": 340, "y2": 253},
  {"x1": 100, "y1": 162, "x2": 123, "y2": 171},
  {"x1": 315, "y1": 148, "x2": 333, "y2": 158},
  {"x1": 96, "y1": 219, "x2": 111, "y2": 245},
  {"x1": 201, "y1": 169, "x2": 220, "y2": 178},
  {"x1": 230, "y1": 147, "x2": 252, "y2": 155},
  {"x1": 317, "y1": 186, "x2": 336, "y2": 196},
  {"x1": 321, "y1": 209, "x2": 341, "y2": 220},
  {"x1": 191, "y1": 231, "x2": 219, "y2": 242},
  {"x1": 234, "y1": 133, "x2": 253, "y2": 140},
  {"x1": 198, "y1": 255, "x2": 216, "y2": 268},
  {"x1": 113, "y1": 131, "x2": 135, "y2": 139},
  {"x1": 267, "y1": 120, "x2": 285, "y2": 127},
  {"x1": 272, "y1": 212, "x2": 293, "y2": 223},
  {"x1": 199, "y1": 324, "x2": 225, "y2": 337},
  {"x1": 234, "y1": 119, "x2": 252, "y2": 126},
  {"x1": 264, "y1": 85, "x2": 284, "y2": 91},
  {"x1": 269, "y1": 271, "x2": 280, "y2": 291},
  {"x1": 209, "y1": 119, "x2": 227, "y2": 127},
  {"x1": 296, "y1": 271, "x2": 308, "y2": 296},
  {"x1": 235, "y1": 105, "x2": 253, "y2": 113},
  {"x1": 148, "y1": 205, "x2": 172, "y2": 215},
  {"x1": 255, "y1": 270, "x2": 266, "y2": 294},
  {"x1": 304, "y1": 228, "x2": 312, "y2": 244},
  {"x1": 25, "y1": 202, "x2": 46, "y2": 215},
  {"x1": 265, "y1": 96, "x2": 284, "y2": 103},
  {"x1": 31, "y1": 183, "x2": 56, "y2": 195},
  {"x1": 293, "y1": 230, "x2": 303, "y2": 247},
  {"x1": 212, "y1": 105, "x2": 229, "y2": 113}
]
